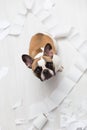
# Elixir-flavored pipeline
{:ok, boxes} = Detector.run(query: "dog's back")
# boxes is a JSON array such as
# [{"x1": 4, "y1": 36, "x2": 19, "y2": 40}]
[{"x1": 29, "y1": 33, "x2": 56, "y2": 58}]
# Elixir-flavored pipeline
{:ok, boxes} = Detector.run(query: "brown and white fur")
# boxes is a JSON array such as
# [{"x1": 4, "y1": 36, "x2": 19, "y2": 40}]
[{"x1": 22, "y1": 33, "x2": 63, "y2": 81}]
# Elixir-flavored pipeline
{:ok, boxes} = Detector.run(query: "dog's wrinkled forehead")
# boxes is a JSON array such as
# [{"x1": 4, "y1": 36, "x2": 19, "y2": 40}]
[
  {"x1": 32, "y1": 56, "x2": 52, "y2": 70},
  {"x1": 38, "y1": 57, "x2": 45, "y2": 67}
]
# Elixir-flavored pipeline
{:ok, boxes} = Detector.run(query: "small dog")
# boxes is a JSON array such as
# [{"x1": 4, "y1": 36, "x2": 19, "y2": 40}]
[{"x1": 22, "y1": 33, "x2": 63, "y2": 81}]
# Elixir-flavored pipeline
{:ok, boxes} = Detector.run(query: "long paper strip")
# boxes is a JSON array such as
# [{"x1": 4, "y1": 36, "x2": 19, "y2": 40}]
[{"x1": 28, "y1": 46, "x2": 87, "y2": 120}]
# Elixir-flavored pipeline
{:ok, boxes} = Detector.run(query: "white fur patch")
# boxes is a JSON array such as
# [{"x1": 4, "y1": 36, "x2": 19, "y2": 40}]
[
  {"x1": 41, "y1": 73, "x2": 45, "y2": 81},
  {"x1": 38, "y1": 58, "x2": 46, "y2": 68},
  {"x1": 49, "y1": 69, "x2": 54, "y2": 75},
  {"x1": 35, "y1": 52, "x2": 43, "y2": 59}
]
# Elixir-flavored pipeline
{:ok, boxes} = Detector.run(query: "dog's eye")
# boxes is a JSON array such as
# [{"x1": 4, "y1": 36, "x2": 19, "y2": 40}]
[
  {"x1": 35, "y1": 66, "x2": 42, "y2": 74},
  {"x1": 46, "y1": 62, "x2": 53, "y2": 69}
]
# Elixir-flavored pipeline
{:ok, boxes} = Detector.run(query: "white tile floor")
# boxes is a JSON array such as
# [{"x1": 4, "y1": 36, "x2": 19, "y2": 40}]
[{"x1": 0, "y1": 0, "x2": 87, "y2": 130}]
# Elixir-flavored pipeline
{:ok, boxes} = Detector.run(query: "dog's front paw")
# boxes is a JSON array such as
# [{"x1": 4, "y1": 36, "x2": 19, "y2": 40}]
[{"x1": 58, "y1": 66, "x2": 64, "y2": 72}]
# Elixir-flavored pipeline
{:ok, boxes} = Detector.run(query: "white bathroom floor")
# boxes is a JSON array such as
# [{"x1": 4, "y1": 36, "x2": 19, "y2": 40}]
[{"x1": 0, "y1": 0, "x2": 87, "y2": 130}]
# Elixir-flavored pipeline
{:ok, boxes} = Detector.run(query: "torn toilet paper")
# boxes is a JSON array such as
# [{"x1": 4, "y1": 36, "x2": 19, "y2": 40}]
[
  {"x1": 59, "y1": 97, "x2": 87, "y2": 130},
  {"x1": 60, "y1": 114, "x2": 77, "y2": 128},
  {"x1": 28, "y1": 46, "x2": 87, "y2": 120},
  {"x1": 66, "y1": 120, "x2": 87, "y2": 130}
]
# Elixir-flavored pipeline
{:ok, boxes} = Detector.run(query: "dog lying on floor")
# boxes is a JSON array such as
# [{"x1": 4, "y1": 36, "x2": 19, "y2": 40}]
[{"x1": 22, "y1": 33, "x2": 63, "y2": 81}]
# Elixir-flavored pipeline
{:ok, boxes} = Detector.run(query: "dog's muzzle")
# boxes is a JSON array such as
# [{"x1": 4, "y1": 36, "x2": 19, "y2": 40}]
[{"x1": 43, "y1": 69, "x2": 53, "y2": 80}]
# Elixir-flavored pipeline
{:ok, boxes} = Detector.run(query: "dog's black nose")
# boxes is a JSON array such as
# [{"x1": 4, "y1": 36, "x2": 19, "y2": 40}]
[
  {"x1": 43, "y1": 69, "x2": 49, "y2": 74},
  {"x1": 43, "y1": 69, "x2": 52, "y2": 79}
]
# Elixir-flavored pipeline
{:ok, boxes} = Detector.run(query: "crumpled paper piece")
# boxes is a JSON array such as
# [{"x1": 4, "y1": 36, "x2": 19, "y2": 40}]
[
  {"x1": 60, "y1": 114, "x2": 77, "y2": 128},
  {"x1": 59, "y1": 99, "x2": 74, "y2": 117},
  {"x1": 66, "y1": 120, "x2": 87, "y2": 130},
  {"x1": 74, "y1": 99, "x2": 87, "y2": 118},
  {"x1": 59, "y1": 98, "x2": 87, "y2": 130},
  {"x1": 59, "y1": 99, "x2": 76, "y2": 128}
]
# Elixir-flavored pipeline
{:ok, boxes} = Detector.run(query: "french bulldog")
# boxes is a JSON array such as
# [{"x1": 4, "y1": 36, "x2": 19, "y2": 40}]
[{"x1": 22, "y1": 33, "x2": 63, "y2": 81}]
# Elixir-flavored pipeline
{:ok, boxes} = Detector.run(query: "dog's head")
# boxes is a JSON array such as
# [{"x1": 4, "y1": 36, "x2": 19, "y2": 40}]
[{"x1": 22, "y1": 43, "x2": 57, "y2": 81}]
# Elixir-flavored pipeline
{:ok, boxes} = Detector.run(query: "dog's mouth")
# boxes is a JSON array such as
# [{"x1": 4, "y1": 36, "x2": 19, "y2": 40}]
[{"x1": 40, "y1": 69, "x2": 55, "y2": 81}]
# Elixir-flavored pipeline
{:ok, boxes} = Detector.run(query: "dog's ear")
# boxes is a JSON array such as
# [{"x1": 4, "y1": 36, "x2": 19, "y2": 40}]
[
  {"x1": 22, "y1": 54, "x2": 34, "y2": 68},
  {"x1": 44, "y1": 43, "x2": 53, "y2": 58}
]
